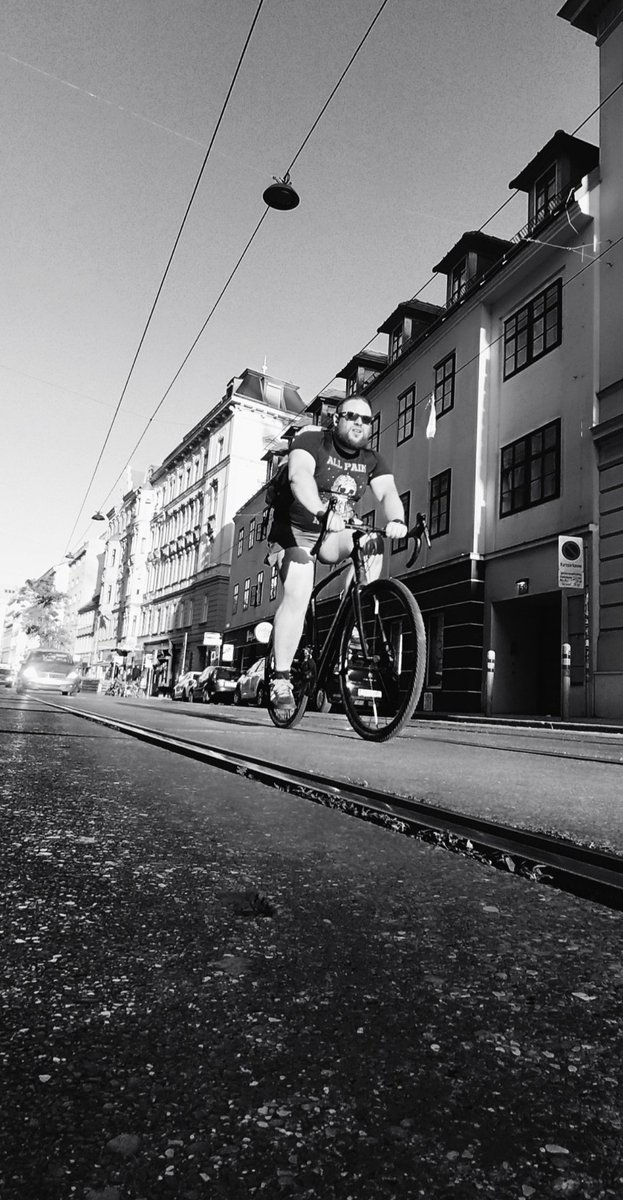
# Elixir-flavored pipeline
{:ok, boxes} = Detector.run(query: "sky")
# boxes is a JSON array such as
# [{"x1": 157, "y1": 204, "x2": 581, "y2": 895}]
[{"x1": 0, "y1": 0, "x2": 600, "y2": 589}]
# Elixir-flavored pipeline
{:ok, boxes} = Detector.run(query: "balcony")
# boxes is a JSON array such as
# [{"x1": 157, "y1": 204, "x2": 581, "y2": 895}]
[{"x1": 510, "y1": 187, "x2": 569, "y2": 245}]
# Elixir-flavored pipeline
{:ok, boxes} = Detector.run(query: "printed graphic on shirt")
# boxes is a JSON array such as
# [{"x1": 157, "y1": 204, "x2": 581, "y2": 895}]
[{"x1": 272, "y1": 427, "x2": 390, "y2": 534}]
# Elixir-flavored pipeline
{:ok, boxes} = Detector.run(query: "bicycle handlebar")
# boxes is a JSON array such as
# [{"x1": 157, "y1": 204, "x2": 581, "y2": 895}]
[{"x1": 324, "y1": 501, "x2": 430, "y2": 568}]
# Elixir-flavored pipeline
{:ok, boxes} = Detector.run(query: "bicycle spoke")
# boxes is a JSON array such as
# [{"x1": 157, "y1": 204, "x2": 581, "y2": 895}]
[{"x1": 338, "y1": 580, "x2": 425, "y2": 741}]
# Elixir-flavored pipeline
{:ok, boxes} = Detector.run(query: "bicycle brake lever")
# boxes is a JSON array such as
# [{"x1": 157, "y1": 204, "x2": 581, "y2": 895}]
[{"x1": 406, "y1": 512, "x2": 430, "y2": 568}]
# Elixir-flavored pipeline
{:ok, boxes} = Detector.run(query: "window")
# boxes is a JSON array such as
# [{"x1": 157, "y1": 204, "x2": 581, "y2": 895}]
[
  {"x1": 243, "y1": 577, "x2": 251, "y2": 610},
  {"x1": 434, "y1": 352, "x2": 455, "y2": 418},
  {"x1": 258, "y1": 507, "x2": 270, "y2": 541},
  {"x1": 500, "y1": 419, "x2": 560, "y2": 517},
  {"x1": 232, "y1": 584, "x2": 239, "y2": 615},
  {"x1": 256, "y1": 569, "x2": 264, "y2": 605},
  {"x1": 389, "y1": 324, "x2": 403, "y2": 363},
  {"x1": 237, "y1": 526, "x2": 244, "y2": 557},
  {"x1": 503, "y1": 280, "x2": 562, "y2": 379},
  {"x1": 345, "y1": 375, "x2": 358, "y2": 397},
  {"x1": 202, "y1": 595, "x2": 209, "y2": 622},
  {"x1": 369, "y1": 413, "x2": 381, "y2": 453},
  {"x1": 248, "y1": 517, "x2": 256, "y2": 550},
  {"x1": 534, "y1": 164, "x2": 557, "y2": 221},
  {"x1": 389, "y1": 492, "x2": 410, "y2": 554},
  {"x1": 426, "y1": 613, "x2": 444, "y2": 689},
  {"x1": 449, "y1": 258, "x2": 467, "y2": 303},
  {"x1": 265, "y1": 382, "x2": 283, "y2": 407},
  {"x1": 429, "y1": 470, "x2": 451, "y2": 538},
  {"x1": 269, "y1": 563, "x2": 279, "y2": 601},
  {"x1": 397, "y1": 387, "x2": 415, "y2": 445}
]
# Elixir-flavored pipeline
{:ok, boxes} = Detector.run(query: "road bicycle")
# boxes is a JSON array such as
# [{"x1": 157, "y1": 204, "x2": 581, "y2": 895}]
[{"x1": 262, "y1": 514, "x2": 429, "y2": 742}]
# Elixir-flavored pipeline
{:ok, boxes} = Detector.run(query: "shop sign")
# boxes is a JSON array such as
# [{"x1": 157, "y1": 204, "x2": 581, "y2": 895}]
[{"x1": 203, "y1": 631, "x2": 222, "y2": 646}]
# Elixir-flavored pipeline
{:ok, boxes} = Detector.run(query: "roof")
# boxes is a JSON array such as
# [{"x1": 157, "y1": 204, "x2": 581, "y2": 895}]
[
  {"x1": 432, "y1": 231, "x2": 513, "y2": 275},
  {"x1": 557, "y1": 0, "x2": 615, "y2": 35},
  {"x1": 234, "y1": 369, "x2": 305, "y2": 415},
  {"x1": 335, "y1": 349, "x2": 388, "y2": 379},
  {"x1": 509, "y1": 130, "x2": 599, "y2": 191},
  {"x1": 377, "y1": 298, "x2": 443, "y2": 335}
]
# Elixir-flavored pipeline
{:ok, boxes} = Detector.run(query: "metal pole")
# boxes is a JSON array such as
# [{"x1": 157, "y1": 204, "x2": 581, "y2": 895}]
[
  {"x1": 561, "y1": 642, "x2": 571, "y2": 720},
  {"x1": 485, "y1": 650, "x2": 495, "y2": 717}
]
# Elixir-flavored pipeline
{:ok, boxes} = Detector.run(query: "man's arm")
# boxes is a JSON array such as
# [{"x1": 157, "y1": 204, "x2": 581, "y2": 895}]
[
  {"x1": 288, "y1": 447, "x2": 326, "y2": 520},
  {"x1": 369, "y1": 474, "x2": 405, "y2": 524}
]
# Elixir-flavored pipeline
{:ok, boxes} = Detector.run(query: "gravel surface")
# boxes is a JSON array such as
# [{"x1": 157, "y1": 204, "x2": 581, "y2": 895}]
[{"x1": 3, "y1": 697, "x2": 623, "y2": 1200}]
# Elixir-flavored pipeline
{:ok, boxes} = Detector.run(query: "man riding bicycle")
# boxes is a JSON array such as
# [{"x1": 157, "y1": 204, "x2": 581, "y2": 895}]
[{"x1": 266, "y1": 393, "x2": 407, "y2": 708}]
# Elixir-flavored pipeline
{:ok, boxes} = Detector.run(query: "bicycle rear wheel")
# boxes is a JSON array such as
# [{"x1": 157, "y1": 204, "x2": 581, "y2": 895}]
[
  {"x1": 265, "y1": 637, "x2": 311, "y2": 729},
  {"x1": 338, "y1": 579, "x2": 425, "y2": 741}
]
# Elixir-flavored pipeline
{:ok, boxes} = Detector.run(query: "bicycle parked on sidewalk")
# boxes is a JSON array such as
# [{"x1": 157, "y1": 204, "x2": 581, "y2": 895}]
[{"x1": 260, "y1": 513, "x2": 430, "y2": 742}]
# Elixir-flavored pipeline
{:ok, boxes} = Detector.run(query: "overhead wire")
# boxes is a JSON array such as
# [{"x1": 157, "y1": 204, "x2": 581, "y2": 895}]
[
  {"x1": 71, "y1": 9, "x2": 618, "y2": 544},
  {"x1": 77, "y1": 0, "x2": 395, "y2": 536},
  {"x1": 64, "y1": 0, "x2": 268, "y2": 551},
  {"x1": 305, "y1": 75, "x2": 621, "y2": 396}
]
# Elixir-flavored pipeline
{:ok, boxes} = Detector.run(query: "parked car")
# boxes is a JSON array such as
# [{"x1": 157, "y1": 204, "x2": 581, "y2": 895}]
[
  {"x1": 172, "y1": 670, "x2": 201, "y2": 701},
  {"x1": 194, "y1": 664, "x2": 238, "y2": 704},
  {"x1": 233, "y1": 658, "x2": 267, "y2": 707},
  {"x1": 0, "y1": 662, "x2": 15, "y2": 688},
  {"x1": 15, "y1": 650, "x2": 82, "y2": 696}
]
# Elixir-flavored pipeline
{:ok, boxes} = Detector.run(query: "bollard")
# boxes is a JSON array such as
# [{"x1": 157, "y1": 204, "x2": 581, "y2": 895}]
[
  {"x1": 561, "y1": 642, "x2": 571, "y2": 720},
  {"x1": 485, "y1": 650, "x2": 495, "y2": 717}
]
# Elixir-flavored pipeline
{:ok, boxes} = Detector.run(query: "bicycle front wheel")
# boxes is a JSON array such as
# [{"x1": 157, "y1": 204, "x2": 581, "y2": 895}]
[
  {"x1": 338, "y1": 579, "x2": 425, "y2": 741},
  {"x1": 265, "y1": 637, "x2": 311, "y2": 730}
]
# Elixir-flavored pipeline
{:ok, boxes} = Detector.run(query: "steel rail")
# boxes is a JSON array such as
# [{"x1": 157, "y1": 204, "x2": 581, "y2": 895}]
[{"x1": 44, "y1": 699, "x2": 623, "y2": 912}]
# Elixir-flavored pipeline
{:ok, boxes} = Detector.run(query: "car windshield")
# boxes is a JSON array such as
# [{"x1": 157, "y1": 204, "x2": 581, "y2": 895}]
[{"x1": 28, "y1": 651, "x2": 74, "y2": 663}]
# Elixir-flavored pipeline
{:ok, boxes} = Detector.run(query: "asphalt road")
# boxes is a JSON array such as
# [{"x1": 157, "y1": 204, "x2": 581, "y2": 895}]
[{"x1": 2, "y1": 692, "x2": 623, "y2": 1200}]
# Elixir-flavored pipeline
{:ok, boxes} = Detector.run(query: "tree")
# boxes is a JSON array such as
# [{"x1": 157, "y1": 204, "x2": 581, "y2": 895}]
[{"x1": 16, "y1": 576, "x2": 73, "y2": 651}]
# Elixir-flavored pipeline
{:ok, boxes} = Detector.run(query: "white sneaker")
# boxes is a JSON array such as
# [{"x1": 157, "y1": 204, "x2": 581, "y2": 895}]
[{"x1": 270, "y1": 677, "x2": 294, "y2": 709}]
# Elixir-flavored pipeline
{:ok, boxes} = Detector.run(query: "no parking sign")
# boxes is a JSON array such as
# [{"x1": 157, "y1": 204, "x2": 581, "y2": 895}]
[{"x1": 558, "y1": 536, "x2": 584, "y2": 589}]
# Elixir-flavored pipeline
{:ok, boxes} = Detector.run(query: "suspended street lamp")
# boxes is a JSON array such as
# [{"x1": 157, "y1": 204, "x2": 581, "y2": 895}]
[
  {"x1": 263, "y1": 172, "x2": 300, "y2": 210},
  {"x1": 91, "y1": 511, "x2": 105, "y2": 521}
]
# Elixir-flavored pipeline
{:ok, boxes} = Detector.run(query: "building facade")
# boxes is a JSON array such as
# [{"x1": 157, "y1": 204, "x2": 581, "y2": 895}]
[
  {"x1": 139, "y1": 369, "x2": 305, "y2": 689},
  {"x1": 227, "y1": 122, "x2": 610, "y2": 717},
  {"x1": 560, "y1": 0, "x2": 623, "y2": 715}
]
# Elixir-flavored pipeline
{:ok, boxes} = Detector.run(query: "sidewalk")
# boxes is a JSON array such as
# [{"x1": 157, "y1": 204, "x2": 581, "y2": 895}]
[{"x1": 419, "y1": 710, "x2": 623, "y2": 736}]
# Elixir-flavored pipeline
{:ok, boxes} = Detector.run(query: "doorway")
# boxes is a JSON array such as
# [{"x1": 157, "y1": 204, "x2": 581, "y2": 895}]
[{"x1": 492, "y1": 592, "x2": 561, "y2": 716}]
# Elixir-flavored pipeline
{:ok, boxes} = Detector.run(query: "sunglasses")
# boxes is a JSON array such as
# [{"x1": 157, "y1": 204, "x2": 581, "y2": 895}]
[{"x1": 338, "y1": 410, "x2": 373, "y2": 426}]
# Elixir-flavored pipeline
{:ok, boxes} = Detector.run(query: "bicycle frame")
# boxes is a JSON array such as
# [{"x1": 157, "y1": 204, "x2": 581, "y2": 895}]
[{"x1": 302, "y1": 529, "x2": 380, "y2": 699}]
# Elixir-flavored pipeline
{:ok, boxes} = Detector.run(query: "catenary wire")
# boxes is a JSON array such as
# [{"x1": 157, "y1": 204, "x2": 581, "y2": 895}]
[
  {"x1": 79, "y1": 0, "x2": 396, "y2": 534},
  {"x1": 73, "y1": 19, "x2": 619, "y2": 546},
  {"x1": 64, "y1": 0, "x2": 268, "y2": 553}
]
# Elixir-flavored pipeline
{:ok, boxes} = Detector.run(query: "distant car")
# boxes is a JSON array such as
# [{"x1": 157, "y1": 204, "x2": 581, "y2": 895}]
[
  {"x1": 233, "y1": 658, "x2": 267, "y2": 707},
  {"x1": 172, "y1": 670, "x2": 201, "y2": 702},
  {"x1": 195, "y1": 664, "x2": 238, "y2": 704},
  {"x1": 16, "y1": 650, "x2": 81, "y2": 696},
  {"x1": 0, "y1": 663, "x2": 15, "y2": 688}
]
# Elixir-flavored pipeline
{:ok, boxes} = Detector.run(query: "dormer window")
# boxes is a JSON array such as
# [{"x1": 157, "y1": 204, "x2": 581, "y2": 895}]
[
  {"x1": 345, "y1": 375, "x2": 358, "y2": 398},
  {"x1": 449, "y1": 258, "x2": 467, "y2": 304},
  {"x1": 533, "y1": 163, "x2": 558, "y2": 223},
  {"x1": 389, "y1": 325, "x2": 403, "y2": 363}
]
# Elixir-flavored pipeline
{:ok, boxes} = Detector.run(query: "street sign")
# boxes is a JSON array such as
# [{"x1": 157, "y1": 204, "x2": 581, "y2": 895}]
[
  {"x1": 558, "y1": 536, "x2": 584, "y2": 589},
  {"x1": 203, "y1": 631, "x2": 222, "y2": 646}
]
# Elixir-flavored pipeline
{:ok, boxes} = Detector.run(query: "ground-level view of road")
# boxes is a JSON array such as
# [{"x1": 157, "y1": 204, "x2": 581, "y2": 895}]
[{"x1": 3, "y1": 692, "x2": 623, "y2": 1199}]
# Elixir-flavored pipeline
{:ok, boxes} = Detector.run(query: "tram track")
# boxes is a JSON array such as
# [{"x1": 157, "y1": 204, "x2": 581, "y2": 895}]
[{"x1": 37, "y1": 698, "x2": 623, "y2": 914}]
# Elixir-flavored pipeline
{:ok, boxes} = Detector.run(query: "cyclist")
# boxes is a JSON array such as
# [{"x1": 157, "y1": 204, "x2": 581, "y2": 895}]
[{"x1": 266, "y1": 393, "x2": 407, "y2": 708}]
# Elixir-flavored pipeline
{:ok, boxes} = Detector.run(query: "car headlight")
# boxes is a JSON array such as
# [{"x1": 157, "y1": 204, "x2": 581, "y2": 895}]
[
  {"x1": 22, "y1": 666, "x2": 38, "y2": 680},
  {"x1": 67, "y1": 670, "x2": 80, "y2": 680}
]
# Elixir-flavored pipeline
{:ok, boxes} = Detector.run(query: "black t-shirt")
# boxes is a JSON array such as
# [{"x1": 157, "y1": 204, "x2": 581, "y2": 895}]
[{"x1": 274, "y1": 426, "x2": 391, "y2": 533}]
